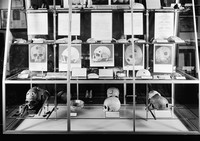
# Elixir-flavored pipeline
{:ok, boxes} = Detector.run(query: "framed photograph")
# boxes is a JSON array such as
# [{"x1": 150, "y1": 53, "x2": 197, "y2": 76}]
[
  {"x1": 90, "y1": 44, "x2": 114, "y2": 67},
  {"x1": 59, "y1": 44, "x2": 82, "y2": 71},
  {"x1": 12, "y1": 0, "x2": 24, "y2": 8},
  {"x1": 1, "y1": 9, "x2": 26, "y2": 29},
  {"x1": 153, "y1": 44, "x2": 174, "y2": 73},
  {"x1": 180, "y1": 17, "x2": 196, "y2": 32},
  {"x1": 123, "y1": 44, "x2": 144, "y2": 70},
  {"x1": 29, "y1": 44, "x2": 48, "y2": 71}
]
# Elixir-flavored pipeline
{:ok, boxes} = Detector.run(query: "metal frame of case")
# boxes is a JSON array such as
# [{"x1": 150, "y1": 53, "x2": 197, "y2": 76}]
[{"x1": 2, "y1": 0, "x2": 200, "y2": 134}]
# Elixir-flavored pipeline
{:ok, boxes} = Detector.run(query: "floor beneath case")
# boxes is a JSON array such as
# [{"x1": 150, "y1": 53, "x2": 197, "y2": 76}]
[{"x1": 13, "y1": 105, "x2": 190, "y2": 132}]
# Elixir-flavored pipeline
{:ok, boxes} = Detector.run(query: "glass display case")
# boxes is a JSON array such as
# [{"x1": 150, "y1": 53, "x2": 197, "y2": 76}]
[{"x1": 2, "y1": 0, "x2": 200, "y2": 134}]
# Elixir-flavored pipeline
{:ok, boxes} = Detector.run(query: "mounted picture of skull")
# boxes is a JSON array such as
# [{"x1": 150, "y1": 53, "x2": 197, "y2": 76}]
[
  {"x1": 29, "y1": 44, "x2": 47, "y2": 71},
  {"x1": 153, "y1": 44, "x2": 173, "y2": 73},
  {"x1": 123, "y1": 44, "x2": 144, "y2": 70},
  {"x1": 59, "y1": 44, "x2": 81, "y2": 71},
  {"x1": 155, "y1": 45, "x2": 172, "y2": 64},
  {"x1": 90, "y1": 44, "x2": 114, "y2": 67}
]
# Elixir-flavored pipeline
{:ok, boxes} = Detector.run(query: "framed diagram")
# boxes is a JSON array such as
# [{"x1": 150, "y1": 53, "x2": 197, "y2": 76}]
[
  {"x1": 180, "y1": 17, "x2": 196, "y2": 32},
  {"x1": 123, "y1": 44, "x2": 144, "y2": 70},
  {"x1": 59, "y1": 44, "x2": 82, "y2": 71},
  {"x1": 1, "y1": 9, "x2": 26, "y2": 29},
  {"x1": 29, "y1": 44, "x2": 47, "y2": 71},
  {"x1": 153, "y1": 44, "x2": 174, "y2": 73},
  {"x1": 90, "y1": 44, "x2": 114, "y2": 67}
]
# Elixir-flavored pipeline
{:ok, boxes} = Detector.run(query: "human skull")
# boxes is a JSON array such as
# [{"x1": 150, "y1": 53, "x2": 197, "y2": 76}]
[
  {"x1": 148, "y1": 90, "x2": 169, "y2": 110},
  {"x1": 103, "y1": 97, "x2": 121, "y2": 112},
  {"x1": 25, "y1": 87, "x2": 49, "y2": 110},
  {"x1": 30, "y1": 45, "x2": 45, "y2": 62},
  {"x1": 61, "y1": 46, "x2": 80, "y2": 63},
  {"x1": 107, "y1": 87, "x2": 120, "y2": 98},
  {"x1": 125, "y1": 44, "x2": 143, "y2": 65},
  {"x1": 25, "y1": 87, "x2": 41, "y2": 109},
  {"x1": 92, "y1": 46, "x2": 111, "y2": 62}
]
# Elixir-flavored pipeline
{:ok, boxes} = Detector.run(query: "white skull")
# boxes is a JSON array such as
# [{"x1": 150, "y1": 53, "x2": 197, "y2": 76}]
[
  {"x1": 125, "y1": 44, "x2": 143, "y2": 65},
  {"x1": 103, "y1": 97, "x2": 121, "y2": 112},
  {"x1": 92, "y1": 46, "x2": 111, "y2": 62},
  {"x1": 31, "y1": 45, "x2": 45, "y2": 62},
  {"x1": 61, "y1": 46, "x2": 80, "y2": 63},
  {"x1": 107, "y1": 87, "x2": 120, "y2": 97}
]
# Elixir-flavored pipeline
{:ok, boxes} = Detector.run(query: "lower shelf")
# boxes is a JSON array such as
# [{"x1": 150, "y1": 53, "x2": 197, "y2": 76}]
[{"x1": 4, "y1": 104, "x2": 199, "y2": 133}]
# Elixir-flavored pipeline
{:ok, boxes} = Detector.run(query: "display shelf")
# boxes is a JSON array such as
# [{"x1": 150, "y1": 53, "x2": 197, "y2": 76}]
[{"x1": 2, "y1": 0, "x2": 200, "y2": 134}]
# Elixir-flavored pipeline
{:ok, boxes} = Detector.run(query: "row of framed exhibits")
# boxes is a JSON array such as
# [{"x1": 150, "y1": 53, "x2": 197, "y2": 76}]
[{"x1": 29, "y1": 43, "x2": 173, "y2": 73}]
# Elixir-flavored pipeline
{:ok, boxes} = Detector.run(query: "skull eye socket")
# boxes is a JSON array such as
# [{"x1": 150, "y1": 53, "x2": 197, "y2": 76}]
[
  {"x1": 39, "y1": 54, "x2": 43, "y2": 57},
  {"x1": 33, "y1": 54, "x2": 37, "y2": 57},
  {"x1": 96, "y1": 53, "x2": 100, "y2": 57}
]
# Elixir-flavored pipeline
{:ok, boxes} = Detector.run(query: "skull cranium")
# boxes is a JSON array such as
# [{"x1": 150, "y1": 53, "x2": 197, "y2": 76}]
[
  {"x1": 125, "y1": 44, "x2": 143, "y2": 65},
  {"x1": 61, "y1": 46, "x2": 80, "y2": 63},
  {"x1": 107, "y1": 87, "x2": 120, "y2": 98},
  {"x1": 92, "y1": 46, "x2": 111, "y2": 62},
  {"x1": 30, "y1": 45, "x2": 45, "y2": 62}
]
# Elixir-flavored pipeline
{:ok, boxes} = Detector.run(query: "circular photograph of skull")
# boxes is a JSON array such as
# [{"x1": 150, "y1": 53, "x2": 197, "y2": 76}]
[
  {"x1": 30, "y1": 44, "x2": 46, "y2": 63},
  {"x1": 90, "y1": 44, "x2": 114, "y2": 67},
  {"x1": 124, "y1": 44, "x2": 143, "y2": 65},
  {"x1": 155, "y1": 46, "x2": 172, "y2": 64}
]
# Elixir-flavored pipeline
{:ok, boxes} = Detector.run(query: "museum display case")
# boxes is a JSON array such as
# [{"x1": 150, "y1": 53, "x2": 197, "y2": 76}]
[{"x1": 2, "y1": 0, "x2": 200, "y2": 134}]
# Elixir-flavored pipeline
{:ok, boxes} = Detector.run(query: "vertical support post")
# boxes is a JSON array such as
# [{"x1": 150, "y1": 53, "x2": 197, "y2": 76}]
[
  {"x1": 2, "y1": 0, "x2": 12, "y2": 133},
  {"x1": 67, "y1": 0, "x2": 72, "y2": 133},
  {"x1": 146, "y1": 10, "x2": 149, "y2": 69},
  {"x1": 52, "y1": 0, "x2": 58, "y2": 119},
  {"x1": 124, "y1": 81, "x2": 126, "y2": 105},
  {"x1": 191, "y1": 0, "x2": 200, "y2": 133},
  {"x1": 131, "y1": 0, "x2": 136, "y2": 132}
]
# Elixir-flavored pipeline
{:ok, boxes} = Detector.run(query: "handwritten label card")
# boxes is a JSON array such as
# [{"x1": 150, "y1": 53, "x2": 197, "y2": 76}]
[
  {"x1": 58, "y1": 13, "x2": 80, "y2": 36},
  {"x1": 91, "y1": 13, "x2": 112, "y2": 41},
  {"x1": 124, "y1": 13, "x2": 143, "y2": 35},
  {"x1": 154, "y1": 13, "x2": 174, "y2": 39},
  {"x1": 27, "y1": 13, "x2": 48, "y2": 35}
]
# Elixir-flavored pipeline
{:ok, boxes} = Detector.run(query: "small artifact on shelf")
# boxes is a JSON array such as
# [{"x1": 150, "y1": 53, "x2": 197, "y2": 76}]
[
  {"x1": 17, "y1": 70, "x2": 31, "y2": 79},
  {"x1": 87, "y1": 73, "x2": 99, "y2": 79},
  {"x1": 103, "y1": 87, "x2": 121, "y2": 118},
  {"x1": 13, "y1": 38, "x2": 27, "y2": 44},
  {"x1": 167, "y1": 36, "x2": 185, "y2": 43},
  {"x1": 70, "y1": 99, "x2": 84, "y2": 112},
  {"x1": 171, "y1": 72, "x2": 186, "y2": 79},
  {"x1": 72, "y1": 39, "x2": 82, "y2": 44},
  {"x1": 99, "y1": 69, "x2": 113, "y2": 79},
  {"x1": 153, "y1": 74, "x2": 171, "y2": 79},
  {"x1": 86, "y1": 38, "x2": 97, "y2": 43},
  {"x1": 32, "y1": 38, "x2": 46, "y2": 43},
  {"x1": 136, "y1": 69, "x2": 152, "y2": 79},
  {"x1": 146, "y1": 90, "x2": 170, "y2": 120},
  {"x1": 55, "y1": 37, "x2": 68, "y2": 43},
  {"x1": 152, "y1": 38, "x2": 168, "y2": 43}
]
